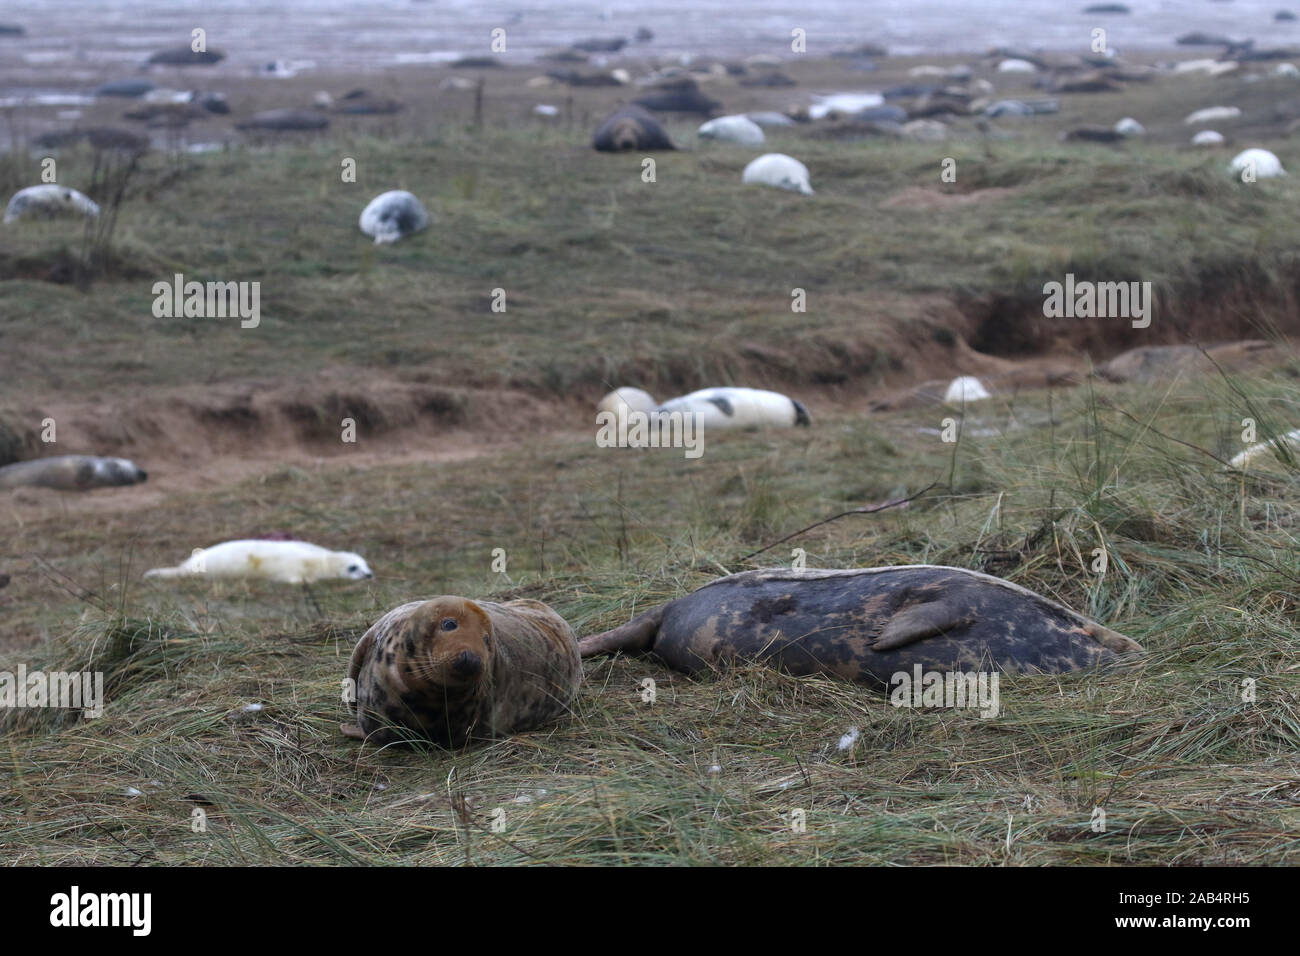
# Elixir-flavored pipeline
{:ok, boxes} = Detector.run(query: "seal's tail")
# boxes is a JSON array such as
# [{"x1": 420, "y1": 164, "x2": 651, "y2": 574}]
[{"x1": 578, "y1": 605, "x2": 664, "y2": 658}]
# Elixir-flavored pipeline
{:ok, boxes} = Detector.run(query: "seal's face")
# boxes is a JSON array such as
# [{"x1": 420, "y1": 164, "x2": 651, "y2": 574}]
[
  {"x1": 610, "y1": 118, "x2": 643, "y2": 150},
  {"x1": 402, "y1": 598, "x2": 494, "y2": 689},
  {"x1": 336, "y1": 552, "x2": 374, "y2": 580}
]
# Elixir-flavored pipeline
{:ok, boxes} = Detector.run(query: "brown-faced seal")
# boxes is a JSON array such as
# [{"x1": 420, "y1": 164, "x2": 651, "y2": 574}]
[
  {"x1": 342, "y1": 597, "x2": 581, "y2": 747},
  {"x1": 0, "y1": 455, "x2": 146, "y2": 491},
  {"x1": 592, "y1": 105, "x2": 676, "y2": 151},
  {"x1": 579, "y1": 567, "x2": 1142, "y2": 685}
]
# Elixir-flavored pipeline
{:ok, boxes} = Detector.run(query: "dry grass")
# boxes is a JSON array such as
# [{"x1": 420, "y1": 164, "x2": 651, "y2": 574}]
[{"x1": 4, "y1": 58, "x2": 1300, "y2": 865}]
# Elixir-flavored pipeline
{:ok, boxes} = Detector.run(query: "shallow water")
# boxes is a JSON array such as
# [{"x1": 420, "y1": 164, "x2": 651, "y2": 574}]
[{"x1": 0, "y1": 0, "x2": 1294, "y2": 82}]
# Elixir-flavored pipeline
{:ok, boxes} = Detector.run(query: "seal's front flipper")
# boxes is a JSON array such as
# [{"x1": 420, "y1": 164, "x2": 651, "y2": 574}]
[
  {"x1": 578, "y1": 605, "x2": 665, "y2": 658},
  {"x1": 871, "y1": 601, "x2": 974, "y2": 651},
  {"x1": 340, "y1": 723, "x2": 365, "y2": 740}
]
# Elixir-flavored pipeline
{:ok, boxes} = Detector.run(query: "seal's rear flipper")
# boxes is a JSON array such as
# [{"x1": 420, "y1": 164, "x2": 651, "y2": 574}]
[
  {"x1": 871, "y1": 601, "x2": 974, "y2": 651},
  {"x1": 578, "y1": 605, "x2": 665, "y2": 658},
  {"x1": 340, "y1": 722, "x2": 365, "y2": 740},
  {"x1": 1087, "y1": 622, "x2": 1144, "y2": 655}
]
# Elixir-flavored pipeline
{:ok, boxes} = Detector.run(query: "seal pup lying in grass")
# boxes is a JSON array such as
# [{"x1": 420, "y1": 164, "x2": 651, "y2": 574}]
[{"x1": 145, "y1": 540, "x2": 372, "y2": 584}]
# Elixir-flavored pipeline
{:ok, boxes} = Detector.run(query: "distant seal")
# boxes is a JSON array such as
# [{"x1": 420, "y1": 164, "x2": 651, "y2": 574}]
[
  {"x1": 1230, "y1": 148, "x2": 1285, "y2": 178},
  {"x1": 359, "y1": 190, "x2": 430, "y2": 244},
  {"x1": 146, "y1": 47, "x2": 225, "y2": 66},
  {"x1": 944, "y1": 376, "x2": 991, "y2": 403},
  {"x1": 598, "y1": 386, "x2": 811, "y2": 428},
  {"x1": 632, "y1": 79, "x2": 720, "y2": 116},
  {"x1": 1095, "y1": 340, "x2": 1274, "y2": 384},
  {"x1": 33, "y1": 127, "x2": 149, "y2": 152},
  {"x1": 4, "y1": 185, "x2": 100, "y2": 224},
  {"x1": 0, "y1": 455, "x2": 145, "y2": 491},
  {"x1": 592, "y1": 105, "x2": 676, "y2": 151},
  {"x1": 95, "y1": 79, "x2": 156, "y2": 98},
  {"x1": 341, "y1": 597, "x2": 581, "y2": 746},
  {"x1": 144, "y1": 540, "x2": 373, "y2": 583},
  {"x1": 742, "y1": 153, "x2": 814, "y2": 195},
  {"x1": 579, "y1": 567, "x2": 1142, "y2": 685},
  {"x1": 698, "y1": 114, "x2": 765, "y2": 145},
  {"x1": 235, "y1": 109, "x2": 329, "y2": 131}
]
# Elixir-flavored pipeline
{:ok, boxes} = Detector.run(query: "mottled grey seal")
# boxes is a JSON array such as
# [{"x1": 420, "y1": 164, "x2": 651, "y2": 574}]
[
  {"x1": 343, "y1": 597, "x2": 581, "y2": 747},
  {"x1": 579, "y1": 567, "x2": 1142, "y2": 685},
  {"x1": 592, "y1": 105, "x2": 676, "y2": 152},
  {"x1": 0, "y1": 455, "x2": 145, "y2": 491}
]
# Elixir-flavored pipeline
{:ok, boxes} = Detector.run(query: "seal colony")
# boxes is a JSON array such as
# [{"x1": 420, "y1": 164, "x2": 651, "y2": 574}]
[
  {"x1": 342, "y1": 597, "x2": 581, "y2": 746},
  {"x1": 579, "y1": 567, "x2": 1142, "y2": 685}
]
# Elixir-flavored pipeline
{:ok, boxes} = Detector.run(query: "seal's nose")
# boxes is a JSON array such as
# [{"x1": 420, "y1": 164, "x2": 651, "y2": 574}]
[{"x1": 451, "y1": 650, "x2": 482, "y2": 678}]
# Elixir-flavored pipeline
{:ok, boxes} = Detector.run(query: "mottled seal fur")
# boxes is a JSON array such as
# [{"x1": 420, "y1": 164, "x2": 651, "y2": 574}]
[
  {"x1": 0, "y1": 455, "x2": 145, "y2": 491},
  {"x1": 343, "y1": 597, "x2": 581, "y2": 747},
  {"x1": 593, "y1": 105, "x2": 677, "y2": 152},
  {"x1": 579, "y1": 567, "x2": 1142, "y2": 685}
]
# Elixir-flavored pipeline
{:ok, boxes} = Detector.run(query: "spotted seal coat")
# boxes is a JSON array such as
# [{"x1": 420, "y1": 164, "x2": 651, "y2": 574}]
[
  {"x1": 579, "y1": 567, "x2": 1142, "y2": 684},
  {"x1": 342, "y1": 596, "x2": 581, "y2": 747}
]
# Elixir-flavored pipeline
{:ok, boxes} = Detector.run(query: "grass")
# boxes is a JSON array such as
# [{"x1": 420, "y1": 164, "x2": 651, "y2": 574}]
[
  {"x1": 3, "y1": 57, "x2": 1300, "y2": 864},
  {"x1": 4, "y1": 372, "x2": 1300, "y2": 864}
]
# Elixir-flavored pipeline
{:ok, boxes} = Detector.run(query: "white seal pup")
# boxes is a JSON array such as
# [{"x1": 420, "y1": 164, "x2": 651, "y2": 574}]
[
  {"x1": 359, "y1": 190, "x2": 430, "y2": 244},
  {"x1": 4, "y1": 185, "x2": 100, "y2": 224},
  {"x1": 1114, "y1": 117, "x2": 1145, "y2": 137},
  {"x1": 698, "y1": 114, "x2": 765, "y2": 145},
  {"x1": 1229, "y1": 428, "x2": 1300, "y2": 469},
  {"x1": 1184, "y1": 106, "x2": 1241, "y2": 125},
  {"x1": 741, "y1": 153, "x2": 814, "y2": 195},
  {"x1": 1192, "y1": 129, "x2": 1225, "y2": 146},
  {"x1": 0, "y1": 455, "x2": 145, "y2": 491},
  {"x1": 145, "y1": 540, "x2": 373, "y2": 583},
  {"x1": 1229, "y1": 148, "x2": 1285, "y2": 178},
  {"x1": 944, "y1": 376, "x2": 991, "y2": 403},
  {"x1": 598, "y1": 387, "x2": 810, "y2": 428},
  {"x1": 596, "y1": 387, "x2": 658, "y2": 417}
]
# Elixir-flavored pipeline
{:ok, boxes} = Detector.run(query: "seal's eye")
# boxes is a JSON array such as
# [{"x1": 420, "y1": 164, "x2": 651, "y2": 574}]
[
  {"x1": 348, "y1": 565, "x2": 358, "y2": 572},
  {"x1": 440, "y1": 618, "x2": 458, "y2": 631}
]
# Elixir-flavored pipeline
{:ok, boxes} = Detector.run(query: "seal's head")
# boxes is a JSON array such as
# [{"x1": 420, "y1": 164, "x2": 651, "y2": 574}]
[
  {"x1": 101, "y1": 457, "x2": 148, "y2": 486},
  {"x1": 597, "y1": 387, "x2": 658, "y2": 417},
  {"x1": 609, "y1": 117, "x2": 645, "y2": 150},
  {"x1": 396, "y1": 597, "x2": 495, "y2": 688},
  {"x1": 333, "y1": 551, "x2": 374, "y2": 580}
]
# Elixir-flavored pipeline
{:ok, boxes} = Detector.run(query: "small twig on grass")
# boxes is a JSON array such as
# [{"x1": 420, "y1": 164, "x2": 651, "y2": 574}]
[{"x1": 737, "y1": 482, "x2": 941, "y2": 563}]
